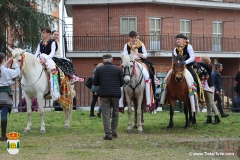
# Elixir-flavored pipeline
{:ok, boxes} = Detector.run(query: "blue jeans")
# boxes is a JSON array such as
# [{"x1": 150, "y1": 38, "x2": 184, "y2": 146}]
[
  {"x1": 233, "y1": 94, "x2": 240, "y2": 112},
  {"x1": 1, "y1": 106, "x2": 9, "y2": 121}
]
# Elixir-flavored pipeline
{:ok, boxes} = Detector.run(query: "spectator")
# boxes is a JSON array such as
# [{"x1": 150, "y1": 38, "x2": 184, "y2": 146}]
[
  {"x1": 152, "y1": 72, "x2": 161, "y2": 114},
  {"x1": 18, "y1": 97, "x2": 38, "y2": 112},
  {"x1": 199, "y1": 56, "x2": 220, "y2": 124},
  {"x1": 211, "y1": 63, "x2": 229, "y2": 118},
  {"x1": 90, "y1": 63, "x2": 103, "y2": 117},
  {"x1": 0, "y1": 52, "x2": 20, "y2": 141},
  {"x1": 233, "y1": 71, "x2": 240, "y2": 112},
  {"x1": 93, "y1": 54, "x2": 124, "y2": 140}
]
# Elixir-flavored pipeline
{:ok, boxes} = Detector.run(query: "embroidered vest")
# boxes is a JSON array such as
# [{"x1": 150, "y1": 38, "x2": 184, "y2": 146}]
[
  {"x1": 175, "y1": 44, "x2": 193, "y2": 67},
  {"x1": 127, "y1": 45, "x2": 143, "y2": 55},
  {"x1": 40, "y1": 39, "x2": 57, "y2": 55}
]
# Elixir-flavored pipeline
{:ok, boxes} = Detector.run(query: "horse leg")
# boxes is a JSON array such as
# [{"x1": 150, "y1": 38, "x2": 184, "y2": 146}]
[
  {"x1": 137, "y1": 96, "x2": 144, "y2": 134},
  {"x1": 184, "y1": 101, "x2": 190, "y2": 129},
  {"x1": 62, "y1": 105, "x2": 72, "y2": 129},
  {"x1": 167, "y1": 99, "x2": 175, "y2": 130},
  {"x1": 188, "y1": 99, "x2": 196, "y2": 124},
  {"x1": 23, "y1": 95, "x2": 32, "y2": 133},
  {"x1": 126, "y1": 96, "x2": 133, "y2": 133},
  {"x1": 37, "y1": 96, "x2": 46, "y2": 134},
  {"x1": 133, "y1": 98, "x2": 137, "y2": 128},
  {"x1": 141, "y1": 99, "x2": 144, "y2": 127}
]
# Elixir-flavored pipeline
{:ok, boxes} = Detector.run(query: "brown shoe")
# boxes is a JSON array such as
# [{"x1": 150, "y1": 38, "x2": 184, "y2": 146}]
[
  {"x1": 112, "y1": 133, "x2": 117, "y2": 138},
  {"x1": 103, "y1": 135, "x2": 112, "y2": 140},
  {"x1": 119, "y1": 107, "x2": 124, "y2": 114},
  {"x1": 97, "y1": 112, "x2": 101, "y2": 118}
]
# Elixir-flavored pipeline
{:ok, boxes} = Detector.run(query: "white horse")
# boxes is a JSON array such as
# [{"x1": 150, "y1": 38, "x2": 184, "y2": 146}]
[
  {"x1": 121, "y1": 55, "x2": 146, "y2": 134},
  {"x1": 8, "y1": 47, "x2": 75, "y2": 134}
]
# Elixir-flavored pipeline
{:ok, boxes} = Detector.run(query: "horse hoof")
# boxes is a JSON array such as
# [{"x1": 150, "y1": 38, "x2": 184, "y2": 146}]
[
  {"x1": 64, "y1": 125, "x2": 70, "y2": 129},
  {"x1": 192, "y1": 121, "x2": 196, "y2": 125},
  {"x1": 184, "y1": 126, "x2": 190, "y2": 129},
  {"x1": 138, "y1": 130, "x2": 143, "y2": 134},
  {"x1": 23, "y1": 129, "x2": 30, "y2": 134},
  {"x1": 40, "y1": 130, "x2": 46, "y2": 134},
  {"x1": 127, "y1": 129, "x2": 132, "y2": 133}
]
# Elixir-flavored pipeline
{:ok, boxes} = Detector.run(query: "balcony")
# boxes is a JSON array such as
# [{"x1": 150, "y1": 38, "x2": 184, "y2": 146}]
[{"x1": 65, "y1": 35, "x2": 240, "y2": 58}]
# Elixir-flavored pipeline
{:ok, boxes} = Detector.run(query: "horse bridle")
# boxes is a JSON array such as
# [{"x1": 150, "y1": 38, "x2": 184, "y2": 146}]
[
  {"x1": 122, "y1": 60, "x2": 144, "y2": 90},
  {"x1": 18, "y1": 53, "x2": 45, "y2": 87},
  {"x1": 172, "y1": 61, "x2": 186, "y2": 77},
  {"x1": 122, "y1": 60, "x2": 134, "y2": 78}
]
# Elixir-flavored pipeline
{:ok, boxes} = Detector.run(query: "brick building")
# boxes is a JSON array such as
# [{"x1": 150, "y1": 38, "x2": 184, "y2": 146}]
[
  {"x1": 65, "y1": 0, "x2": 240, "y2": 78},
  {"x1": 64, "y1": 0, "x2": 240, "y2": 106}
]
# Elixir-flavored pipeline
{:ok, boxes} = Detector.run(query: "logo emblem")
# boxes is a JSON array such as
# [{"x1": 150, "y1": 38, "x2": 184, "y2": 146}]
[{"x1": 7, "y1": 132, "x2": 20, "y2": 155}]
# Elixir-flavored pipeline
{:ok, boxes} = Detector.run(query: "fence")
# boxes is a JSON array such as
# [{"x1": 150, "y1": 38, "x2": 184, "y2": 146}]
[
  {"x1": 12, "y1": 76, "x2": 240, "y2": 112},
  {"x1": 65, "y1": 34, "x2": 240, "y2": 53}
]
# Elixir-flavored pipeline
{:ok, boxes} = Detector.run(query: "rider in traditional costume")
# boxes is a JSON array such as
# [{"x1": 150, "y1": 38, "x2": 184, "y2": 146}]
[
  {"x1": 160, "y1": 34, "x2": 203, "y2": 109},
  {"x1": 119, "y1": 31, "x2": 158, "y2": 110},
  {"x1": 51, "y1": 30, "x2": 84, "y2": 85},
  {"x1": 34, "y1": 27, "x2": 60, "y2": 101}
]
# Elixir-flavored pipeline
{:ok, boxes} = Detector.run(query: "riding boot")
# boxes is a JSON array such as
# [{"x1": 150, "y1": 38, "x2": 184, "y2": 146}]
[
  {"x1": 0, "y1": 120, "x2": 8, "y2": 141},
  {"x1": 204, "y1": 116, "x2": 212, "y2": 124},
  {"x1": 197, "y1": 92, "x2": 205, "y2": 104},
  {"x1": 213, "y1": 115, "x2": 221, "y2": 124}
]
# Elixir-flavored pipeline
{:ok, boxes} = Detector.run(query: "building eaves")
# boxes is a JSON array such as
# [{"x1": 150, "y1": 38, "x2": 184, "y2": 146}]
[{"x1": 65, "y1": 0, "x2": 240, "y2": 16}]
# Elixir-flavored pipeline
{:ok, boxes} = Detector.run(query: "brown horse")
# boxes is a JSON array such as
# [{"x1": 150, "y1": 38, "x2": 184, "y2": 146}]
[{"x1": 166, "y1": 54, "x2": 194, "y2": 129}]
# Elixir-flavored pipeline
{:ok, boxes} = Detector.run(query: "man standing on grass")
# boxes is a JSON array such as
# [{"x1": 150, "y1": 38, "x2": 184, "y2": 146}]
[
  {"x1": 211, "y1": 63, "x2": 229, "y2": 118},
  {"x1": 93, "y1": 54, "x2": 124, "y2": 140}
]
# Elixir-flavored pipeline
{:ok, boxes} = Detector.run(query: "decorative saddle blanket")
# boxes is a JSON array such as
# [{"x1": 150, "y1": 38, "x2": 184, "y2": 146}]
[{"x1": 44, "y1": 66, "x2": 73, "y2": 108}]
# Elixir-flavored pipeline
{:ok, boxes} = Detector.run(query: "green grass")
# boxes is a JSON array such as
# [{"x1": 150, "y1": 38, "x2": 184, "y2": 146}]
[{"x1": 0, "y1": 110, "x2": 239, "y2": 160}]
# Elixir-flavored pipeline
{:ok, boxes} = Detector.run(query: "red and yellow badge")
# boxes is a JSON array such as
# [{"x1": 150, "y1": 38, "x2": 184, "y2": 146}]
[{"x1": 7, "y1": 132, "x2": 20, "y2": 155}]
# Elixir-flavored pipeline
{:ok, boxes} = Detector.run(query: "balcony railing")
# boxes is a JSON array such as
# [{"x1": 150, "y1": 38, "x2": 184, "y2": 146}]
[{"x1": 65, "y1": 35, "x2": 240, "y2": 53}]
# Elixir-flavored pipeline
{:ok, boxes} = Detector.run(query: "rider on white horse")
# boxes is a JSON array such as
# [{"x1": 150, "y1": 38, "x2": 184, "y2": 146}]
[
  {"x1": 119, "y1": 31, "x2": 151, "y2": 109},
  {"x1": 34, "y1": 27, "x2": 60, "y2": 101}
]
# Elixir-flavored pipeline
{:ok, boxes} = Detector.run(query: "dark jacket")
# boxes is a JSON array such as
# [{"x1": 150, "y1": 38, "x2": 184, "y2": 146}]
[
  {"x1": 211, "y1": 70, "x2": 222, "y2": 93},
  {"x1": 40, "y1": 39, "x2": 57, "y2": 55},
  {"x1": 93, "y1": 62, "x2": 124, "y2": 98},
  {"x1": 91, "y1": 68, "x2": 99, "y2": 92},
  {"x1": 235, "y1": 71, "x2": 240, "y2": 93},
  {"x1": 198, "y1": 62, "x2": 213, "y2": 87}
]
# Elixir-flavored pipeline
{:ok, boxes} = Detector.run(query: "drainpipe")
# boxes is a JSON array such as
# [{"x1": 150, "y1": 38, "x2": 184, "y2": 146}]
[
  {"x1": 61, "y1": 0, "x2": 65, "y2": 58},
  {"x1": 108, "y1": 3, "x2": 110, "y2": 52}
]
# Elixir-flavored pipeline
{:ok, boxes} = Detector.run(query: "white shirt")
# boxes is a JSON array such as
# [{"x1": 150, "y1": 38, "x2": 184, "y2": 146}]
[
  {"x1": 122, "y1": 43, "x2": 148, "y2": 59},
  {"x1": 54, "y1": 42, "x2": 63, "y2": 58},
  {"x1": 34, "y1": 41, "x2": 56, "y2": 60},
  {"x1": 173, "y1": 44, "x2": 195, "y2": 65},
  {"x1": 0, "y1": 63, "x2": 20, "y2": 86}
]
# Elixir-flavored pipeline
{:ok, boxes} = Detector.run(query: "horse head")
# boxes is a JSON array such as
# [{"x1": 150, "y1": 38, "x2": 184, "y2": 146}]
[
  {"x1": 121, "y1": 55, "x2": 134, "y2": 85},
  {"x1": 172, "y1": 53, "x2": 186, "y2": 82},
  {"x1": 8, "y1": 47, "x2": 26, "y2": 63}
]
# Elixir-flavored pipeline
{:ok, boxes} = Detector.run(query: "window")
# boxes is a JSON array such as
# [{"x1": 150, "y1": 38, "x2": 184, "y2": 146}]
[
  {"x1": 212, "y1": 21, "x2": 222, "y2": 51},
  {"x1": 120, "y1": 17, "x2": 137, "y2": 34},
  {"x1": 150, "y1": 18, "x2": 161, "y2": 50},
  {"x1": 180, "y1": 19, "x2": 191, "y2": 39}
]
